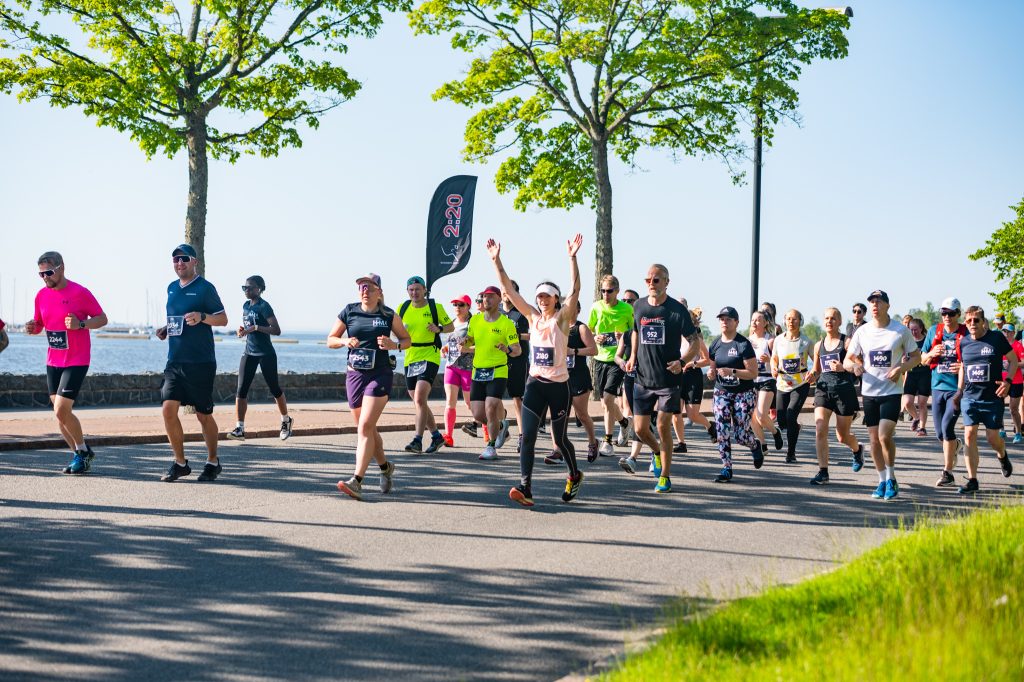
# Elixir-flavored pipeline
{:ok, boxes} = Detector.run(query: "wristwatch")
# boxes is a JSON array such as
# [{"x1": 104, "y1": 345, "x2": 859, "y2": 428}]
[
  {"x1": 200, "y1": 312, "x2": 207, "y2": 322},
  {"x1": 79, "y1": 319, "x2": 85, "y2": 330}
]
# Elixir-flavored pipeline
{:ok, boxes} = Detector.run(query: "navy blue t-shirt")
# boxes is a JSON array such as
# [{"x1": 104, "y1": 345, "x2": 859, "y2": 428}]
[
  {"x1": 960, "y1": 330, "x2": 1013, "y2": 401},
  {"x1": 709, "y1": 333, "x2": 756, "y2": 392},
  {"x1": 338, "y1": 303, "x2": 395, "y2": 371},
  {"x1": 242, "y1": 299, "x2": 276, "y2": 356},
  {"x1": 165, "y1": 277, "x2": 225, "y2": 364}
]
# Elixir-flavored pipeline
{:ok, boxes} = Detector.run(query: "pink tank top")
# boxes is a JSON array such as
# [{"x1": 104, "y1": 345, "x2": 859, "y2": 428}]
[{"x1": 529, "y1": 313, "x2": 570, "y2": 382}]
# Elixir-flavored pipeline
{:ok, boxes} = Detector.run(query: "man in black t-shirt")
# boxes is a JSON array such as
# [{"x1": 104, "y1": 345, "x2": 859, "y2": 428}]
[{"x1": 624, "y1": 264, "x2": 700, "y2": 494}]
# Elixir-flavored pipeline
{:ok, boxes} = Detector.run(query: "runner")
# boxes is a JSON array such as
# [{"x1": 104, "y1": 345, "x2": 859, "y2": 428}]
[
  {"x1": 331, "y1": 273, "x2": 411, "y2": 500},
  {"x1": 707, "y1": 306, "x2": 764, "y2": 482},
  {"x1": 1000, "y1": 324, "x2": 1024, "y2": 443},
  {"x1": 760, "y1": 302, "x2": 782, "y2": 336},
  {"x1": 809, "y1": 307, "x2": 864, "y2": 485},
  {"x1": 900, "y1": 317, "x2": 931, "y2": 437},
  {"x1": 155, "y1": 244, "x2": 228, "y2": 482},
  {"x1": 771, "y1": 309, "x2": 814, "y2": 463},
  {"x1": 566, "y1": 303, "x2": 599, "y2": 460},
  {"x1": 618, "y1": 289, "x2": 640, "y2": 432},
  {"x1": 672, "y1": 306, "x2": 716, "y2": 453},
  {"x1": 462, "y1": 294, "x2": 490, "y2": 440},
  {"x1": 462, "y1": 285, "x2": 521, "y2": 460},
  {"x1": 399, "y1": 276, "x2": 455, "y2": 454},
  {"x1": 502, "y1": 281, "x2": 530, "y2": 452},
  {"x1": 588, "y1": 276, "x2": 634, "y2": 455},
  {"x1": 844, "y1": 290, "x2": 921, "y2": 499},
  {"x1": 24, "y1": 251, "x2": 107, "y2": 474},
  {"x1": 846, "y1": 302, "x2": 867, "y2": 337},
  {"x1": 227, "y1": 275, "x2": 292, "y2": 441},
  {"x1": 488, "y1": 234, "x2": 585, "y2": 505},
  {"x1": 625, "y1": 264, "x2": 701, "y2": 493},
  {"x1": 749, "y1": 311, "x2": 782, "y2": 451},
  {"x1": 956, "y1": 306, "x2": 1016, "y2": 494},
  {"x1": 921, "y1": 297, "x2": 967, "y2": 487},
  {"x1": 616, "y1": 326, "x2": 656, "y2": 474},
  {"x1": 441, "y1": 294, "x2": 475, "y2": 446}
]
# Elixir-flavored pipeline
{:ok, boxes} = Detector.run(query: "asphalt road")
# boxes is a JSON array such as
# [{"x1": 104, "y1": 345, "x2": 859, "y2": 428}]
[{"x1": 1, "y1": 417, "x2": 1020, "y2": 681}]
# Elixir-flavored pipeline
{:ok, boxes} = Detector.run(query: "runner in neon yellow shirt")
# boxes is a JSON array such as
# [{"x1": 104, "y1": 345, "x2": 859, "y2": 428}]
[
  {"x1": 587, "y1": 275, "x2": 635, "y2": 455},
  {"x1": 400, "y1": 276, "x2": 454, "y2": 454}
]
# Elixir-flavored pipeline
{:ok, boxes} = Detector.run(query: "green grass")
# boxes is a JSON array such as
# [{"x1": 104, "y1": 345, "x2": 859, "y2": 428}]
[{"x1": 602, "y1": 503, "x2": 1024, "y2": 681}]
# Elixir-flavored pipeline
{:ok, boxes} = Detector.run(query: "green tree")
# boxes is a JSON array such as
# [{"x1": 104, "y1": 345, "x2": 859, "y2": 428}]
[
  {"x1": 410, "y1": 0, "x2": 850, "y2": 293},
  {"x1": 803, "y1": 316, "x2": 823, "y2": 343},
  {"x1": 970, "y1": 198, "x2": 1024, "y2": 314},
  {"x1": 907, "y1": 301, "x2": 939, "y2": 329},
  {"x1": 0, "y1": 0, "x2": 402, "y2": 271}
]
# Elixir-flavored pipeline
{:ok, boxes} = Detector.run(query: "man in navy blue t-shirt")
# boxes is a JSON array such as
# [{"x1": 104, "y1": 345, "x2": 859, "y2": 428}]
[
  {"x1": 155, "y1": 244, "x2": 228, "y2": 482},
  {"x1": 956, "y1": 306, "x2": 1016, "y2": 494}
]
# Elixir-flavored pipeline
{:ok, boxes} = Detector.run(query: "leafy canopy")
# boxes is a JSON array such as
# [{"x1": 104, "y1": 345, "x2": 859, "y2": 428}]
[
  {"x1": 970, "y1": 198, "x2": 1024, "y2": 315},
  {"x1": 0, "y1": 0, "x2": 407, "y2": 160},
  {"x1": 410, "y1": 0, "x2": 849, "y2": 210}
]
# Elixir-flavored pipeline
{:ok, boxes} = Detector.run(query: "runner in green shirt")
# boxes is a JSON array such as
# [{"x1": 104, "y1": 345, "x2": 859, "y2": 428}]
[
  {"x1": 587, "y1": 275, "x2": 635, "y2": 455},
  {"x1": 400, "y1": 276, "x2": 454, "y2": 454}
]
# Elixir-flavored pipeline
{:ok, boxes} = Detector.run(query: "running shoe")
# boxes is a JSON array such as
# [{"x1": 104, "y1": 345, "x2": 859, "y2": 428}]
[
  {"x1": 516, "y1": 434, "x2": 523, "y2": 453},
  {"x1": 851, "y1": 444, "x2": 864, "y2": 473},
  {"x1": 197, "y1": 461, "x2": 222, "y2": 482},
  {"x1": 424, "y1": 433, "x2": 446, "y2": 454},
  {"x1": 227, "y1": 426, "x2": 245, "y2": 441},
  {"x1": 575, "y1": 416, "x2": 583, "y2": 428},
  {"x1": 161, "y1": 460, "x2": 192, "y2": 482},
  {"x1": 280, "y1": 416, "x2": 293, "y2": 441},
  {"x1": 673, "y1": 441, "x2": 687, "y2": 454},
  {"x1": 785, "y1": 453, "x2": 797, "y2": 464},
  {"x1": 916, "y1": 428, "x2": 927, "y2": 437},
  {"x1": 752, "y1": 441, "x2": 764, "y2": 470},
  {"x1": 443, "y1": 433, "x2": 455, "y2": 448},
  {"x1": 587, "y1": 442, "x2": 600, "y2": 463},
  {"x1": 957, "y1": 478, "x2": 979, "y2": 495},
  {"x1": 509, "y1": 484, "x2": 534, "y2": 507},
  {"x1": 619, "y1": 456, "x2": 637, "y2": 474},
  {"x1": 936, "y1": 470, "x2": 956, "y2": 487},
  {"x1": 495, "y1": 419, "x2": 511, "y2": 449},
  {"x1": 883, "y1": 478, "x2": 899, "y2": 500},
  {"x1": 809, "y1": 469, "x2": 830, "y2": 486},
  {"x1": 599, "y1": 440, "x2": 615, "y2": 457},
  {"x1": 871, "y1": 481, "x2": 886, "y2": 499},
  {"x1": 772, "y1": 428, "x2": 783, "y2": 451},
  {"x1": 562, "y1": 471, "x2": 584, "y2": 502},
  {"x1": 615, "y1": 420, "x2": 630, "y2": 447},
  {"x1": 538, "y1": 422, "x2": 548, "y2": 435},
  {"x1": 544, "y1": 450, "x2": 563, "y2": 465},
  {"x1": 404, "y1": 437, "x2": 423, "y2": 454},
  {"x1": 1014, "y1": 433, "x2": 1023, "y2": 444},
  {"x1": 911, "y1": 418, "x2": 919, "y2": 431},
  {"x1": 461, "y1": 422, "x2": 479, "y2": 438},
  {"x1": 999, "y1": 455, "x2": 1013, "y2": 478},
  {"x1": 337, "y1": 476, "x2": 363, "y2": 500},
  {"x1": 714, "y1": 467, "x2": 733, "y2": 483},
  {"x1": 954, "y1": 438, "x2": 963, "y2": 467},
  {"x1": 479, "y1": 445, "x2": 498, "y2": 461},
  {"x1": 651, "y1": 454, "x2": 662, "y2": 478},
  {"x1": 379, "y1": 461, "x2": 395, "y2": 493},
  {"x1": 64, "y1": 451, "x2": 90, "y2": 475},
  {"x1": 707, "y1": 423, "x2": 717, "y2": 442},
  {"x1": 999, "y1": 430, "x2": 1007, "y2": 439},
  {"x1": 654, "y1": 476, "x2": 672, "y2": 493}
]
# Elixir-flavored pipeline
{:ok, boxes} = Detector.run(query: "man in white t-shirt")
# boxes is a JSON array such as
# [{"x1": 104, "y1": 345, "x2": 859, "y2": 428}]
[{"x1": 844, "y1": 290, "x2": 921, "y2": 500}]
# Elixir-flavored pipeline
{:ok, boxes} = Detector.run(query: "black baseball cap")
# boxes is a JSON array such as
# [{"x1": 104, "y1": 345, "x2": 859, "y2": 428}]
[
  {"x1": 867, "y1": 290, "x2": 889, "y2": 304},
  {"x1": 716, "y1": 306, "x2": 739, "y2": 320},
  {"x1": 172, "y1": 244, "x2": 197, "y2": 258}
]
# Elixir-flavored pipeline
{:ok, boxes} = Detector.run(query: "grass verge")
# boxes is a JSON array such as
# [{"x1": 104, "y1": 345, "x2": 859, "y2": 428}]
[{"x1": 601, "y1": 503, "x2": 1024, "y2": 681}]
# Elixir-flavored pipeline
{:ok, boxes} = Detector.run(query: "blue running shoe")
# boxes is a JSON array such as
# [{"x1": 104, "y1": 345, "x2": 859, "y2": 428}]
[
  {"x1": 871, "y1": 480, "x2": 886, "y2": 499},
  {"x1": 851, "y1": 445, "x2": 864, "y2": 473},
  {"x1": 883, "y1": 478, "x2": 899, "y2": 500},
  {"x1": 654, "y1": 476, "x2": 671, "y2": 493},
  {"x1": 714, "y1": 467, "x2": 733, "y2": 483},
  {"x1": 64, "y1": 451, "x2": 89, "y2": 475},
  {"x1": 651, "y1": 454, "x2": 662, "y2": 478}
]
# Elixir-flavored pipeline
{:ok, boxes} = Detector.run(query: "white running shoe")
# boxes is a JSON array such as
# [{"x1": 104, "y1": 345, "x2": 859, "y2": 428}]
[
  {"x1": 479, "y1": 445, "x2": 498, "y2": 461},
  {"x1": 495, "y1": 419, "x2": 511, "y2": 449},
  {"x1": 615, "y1": 419, "x2": 630, "y2": 447},
  {"x1": 599, "y1": 440, "x2": 615, "y2": 457}
]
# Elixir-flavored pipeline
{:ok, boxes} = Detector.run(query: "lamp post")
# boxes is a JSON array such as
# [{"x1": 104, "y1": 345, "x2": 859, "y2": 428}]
[{"x1": 749, "y1": 5, "x2": 853, "y2": 318}]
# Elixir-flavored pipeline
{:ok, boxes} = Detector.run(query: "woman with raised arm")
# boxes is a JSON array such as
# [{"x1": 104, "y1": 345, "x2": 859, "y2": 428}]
[{"x1": 487, "y1": 234, "x2": 585, "y2": 507}]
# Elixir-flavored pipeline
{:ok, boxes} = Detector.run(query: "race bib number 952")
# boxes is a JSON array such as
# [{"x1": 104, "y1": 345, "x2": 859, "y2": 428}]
[{"x1": 640, "y1": 321, "x2": 665, "y2": 345}]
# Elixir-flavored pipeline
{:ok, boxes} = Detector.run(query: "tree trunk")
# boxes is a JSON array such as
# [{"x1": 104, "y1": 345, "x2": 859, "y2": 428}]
[
  {"x1": 592, "y1": 138, "x2": 613, "y2": 299},
  {"x1": 184, "y1": 115, "x2": 209, "y2": 276}
]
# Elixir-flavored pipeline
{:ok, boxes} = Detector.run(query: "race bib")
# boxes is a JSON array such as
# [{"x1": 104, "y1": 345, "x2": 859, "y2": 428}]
[
  {"x1": 719, "y1": 373, "x2": 740, "y2": 387},
  {"x1": 868, "y1": 350, "x2": 892, "y2": 368},
  {"x1": 640, "y1": 321, "x2": 665, "y2": 345},
  {"x1": 348, "y1": 347, "x2": 376, "y2": 370},
  {"x1": 757, "y1": 360, "x2": 768, "y2": 374},
  {"x1": 967, "y1": 363, "x2": 990, "y2": 383},
  {"x1": 473, "y1": 367, "x2": 495, "y2": 382},
  {"x1": 406, "y1": 360, "x2": 428, "y2": 377},
  {"x1": 46, "y1": 330, "x2": 68, "y2": 350},
  {"x1": 566, "y1": 354, "x2": 576, "y2": 369},
  {"x1": 781, "y1": 358, "x2": 801, "y2": 374},
  {"x1": 532, "y1": 346, "x2": 555, "y2": 367},
  {"x1": 166, "y1": 316, "x2": 185, "y2": 337},
  {"x1": 600, "y1": 333, "x2": 618, "y2": 347},
  {"x1": 820, "y1": 351, "x2": 841, "y2": 370},
  {"x1": 446, "y1": 346, "x2": 461, "y2": 363}
]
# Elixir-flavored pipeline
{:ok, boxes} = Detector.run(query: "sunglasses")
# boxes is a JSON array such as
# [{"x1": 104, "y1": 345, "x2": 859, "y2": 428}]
[
  {"x1": 852, "y1": 309, "x2": 865, "y2": 314},
  {"x1": 475, "y1": 298, "x2": 483, "y2": 304},
  {"x1": 965, "y1": 317, "x2": 984, "y2": 323},
  {"x1": 644, "y1": 277, "x2": 661, "y2": 285},
  {"x1": 241, "y1": 285, "x2": 259, "y2": 292},
  {"x1": 452, "y1": 302, "x2": 467, "y2": 307},
  {"x1": 172, "y1": 255, "x2": 193, "y2": 264},
  {"x1": 600, "y1": 288, "x2": 617, "y2": 294},
  {"x1": 622, "y1": 299, "x2": 637, "y2": 305},
  {"x1": 37, "y1": 264, "x2": 63, "y2": 278},
  {"x1": 941, "y1": 310, "x2": 958, "y2": 317}
]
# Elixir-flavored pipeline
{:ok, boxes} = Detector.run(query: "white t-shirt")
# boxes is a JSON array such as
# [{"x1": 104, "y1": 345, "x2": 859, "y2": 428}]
[
  {"x1": 848, "y1": 320, "x2": 919, "y2": 397},
  {"x1": 772, "y1": 334, "x2": 813, "y2": 393}
]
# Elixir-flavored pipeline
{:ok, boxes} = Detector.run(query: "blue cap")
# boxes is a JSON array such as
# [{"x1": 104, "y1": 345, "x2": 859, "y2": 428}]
[
  {"x1": 406, "y1": 275, "x2": 426, "y2": 288},
  {"x1": 172, "y1": 244, "x2": 197, "y2": 258}
]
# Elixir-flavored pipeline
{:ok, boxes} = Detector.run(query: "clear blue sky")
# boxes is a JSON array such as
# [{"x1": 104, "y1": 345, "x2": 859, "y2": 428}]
[{"x1": 1, "y1": 0, "x2": 1022, "y2": 335}]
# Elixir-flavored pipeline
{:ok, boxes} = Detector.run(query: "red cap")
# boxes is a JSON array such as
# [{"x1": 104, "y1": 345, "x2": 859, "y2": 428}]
[
  {"x1": 478, "y1": 285, "x2": 501, "y2": 297},
  {"x1": 450, "y1": 295, "x2": 472, "y2": 306}
]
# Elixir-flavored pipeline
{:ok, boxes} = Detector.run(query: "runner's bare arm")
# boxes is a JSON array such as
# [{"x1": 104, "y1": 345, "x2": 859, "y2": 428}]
[
  {"x1": 736, "y1": 356, "x2": 759, "y2": 380},
  {"x1": 385, "y1": 315, "x2": 412, "y2": 350},
  {"x1": 65, "y1": 312, "x2": 108, "y2": 330},
  {"x1": 327, "y1": 319, "x2": 349, "y2": 349},
  {"x1": 264, "y1": 315, "x2": 282, "y2": 336},
  {"x1": 577, "y1": 323, "x2": 598, "y2": 356},
  {"x1": 679, "y1": 330, "x2": 701, "y2": 365},
  {"x1": 486, "y1": 238, "x2": 539, "y2": 320},
  {"x1": 560, "y1": 234, "x2": 584, "y2": 327}
]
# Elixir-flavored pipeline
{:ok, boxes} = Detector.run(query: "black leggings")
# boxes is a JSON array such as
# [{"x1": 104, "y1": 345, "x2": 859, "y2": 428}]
[
  {"x1": 519, "y1": 377, "x2": 578, "y2": 487},
  {"x1": 237, "y1": 353, "x2": 283, "y2": 399},
  {"x1": 777, "y1": 382, "x2": 810, "y2": 455}
]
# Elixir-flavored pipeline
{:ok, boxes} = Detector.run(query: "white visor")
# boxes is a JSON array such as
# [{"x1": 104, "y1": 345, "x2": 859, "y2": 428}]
[{"x1": 535, "y1": 284, "x2": 560, "y2": 298}]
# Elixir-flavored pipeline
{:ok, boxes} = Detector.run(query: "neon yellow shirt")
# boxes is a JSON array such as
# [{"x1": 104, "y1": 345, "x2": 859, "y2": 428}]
[
  {"x1": 468, "y1": 313, "x2": 519, "y2": 380},
  {"x1": 401, "y1": 300, "x2": 453, "y2": 366},
  {"x1": 587, "y1": 300, "x2": 634, "y2": 363}
]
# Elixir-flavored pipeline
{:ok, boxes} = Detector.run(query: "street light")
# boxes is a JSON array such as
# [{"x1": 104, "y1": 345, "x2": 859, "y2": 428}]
[{"x1": 749, "y1": 6, "x2": 853, "y2": 318}]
